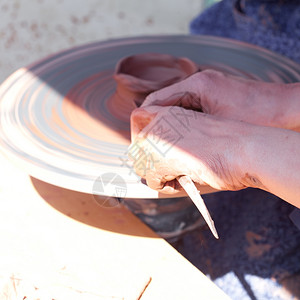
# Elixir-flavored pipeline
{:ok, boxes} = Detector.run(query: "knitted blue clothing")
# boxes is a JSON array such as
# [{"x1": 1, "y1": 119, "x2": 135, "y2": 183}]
[
  {"x1": 190, "y1": 0, "x2": 300, "y2": 64},
  {"x1": 175, "y1": 189, "x2": 300, "y2": 300},
  {"x1": 173, "y1": 2, "x2": 300, "y2": 299}
]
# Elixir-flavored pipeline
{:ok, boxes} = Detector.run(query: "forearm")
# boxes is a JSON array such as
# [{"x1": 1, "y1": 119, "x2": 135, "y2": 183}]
[{"x1": 242, "y1": 125, "x2": 300, "y2": 208}]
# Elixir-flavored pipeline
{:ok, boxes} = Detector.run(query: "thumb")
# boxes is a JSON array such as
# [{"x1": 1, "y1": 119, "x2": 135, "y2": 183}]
[{"x1": 130, "y1": 105, "x2": 163, "y2": 142}]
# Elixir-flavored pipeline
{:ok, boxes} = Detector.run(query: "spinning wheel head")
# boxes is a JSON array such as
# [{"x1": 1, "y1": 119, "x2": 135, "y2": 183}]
[{"x1": 0, "y1": 35, "x2": 299, "y2": 198}]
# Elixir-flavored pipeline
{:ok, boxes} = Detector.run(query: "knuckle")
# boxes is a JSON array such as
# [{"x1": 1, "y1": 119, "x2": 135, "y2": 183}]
[
  {"x1": 194, "y1": 69, "x2": 224, "y2": 96},
  {"x1": 200, "y1": 69, "x2": 225, "y2": 85},
  {"x1": 143, "y1": 92, "x2": 156, "y2": 106}
]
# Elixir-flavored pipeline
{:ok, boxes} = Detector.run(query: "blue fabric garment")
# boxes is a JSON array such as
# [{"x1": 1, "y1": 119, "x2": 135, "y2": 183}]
[
  {"x1": 290, "y1": 208, "x2": 300, "y2": 230},
  {"x1": 174, "y1": 189, "x2": 300, "y2": 300},
  {"x1": 190, "y1": 0, "x2": 300, "y2": 64},
  {"x1": 173, "y1": 2, "x2": 300, "y2": 299}
]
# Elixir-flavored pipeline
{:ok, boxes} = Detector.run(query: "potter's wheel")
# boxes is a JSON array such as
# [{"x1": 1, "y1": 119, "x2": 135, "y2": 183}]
[{"x1": 1, "y1": 35, "x2": 300, "y2": 198}]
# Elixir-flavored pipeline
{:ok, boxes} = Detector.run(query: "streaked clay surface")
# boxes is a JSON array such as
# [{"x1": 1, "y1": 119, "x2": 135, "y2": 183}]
[
  {"x1": 0, "y1": 35, "x2": 300, "y2": 198},
  {"x1": 113, "y1": 53, "x2": 198, "y2": 108}
]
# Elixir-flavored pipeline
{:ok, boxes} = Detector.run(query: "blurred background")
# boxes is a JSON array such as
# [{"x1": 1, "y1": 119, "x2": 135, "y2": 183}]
[{"x1": 0, "y1": 0, "x2": 219, "y2": 83}]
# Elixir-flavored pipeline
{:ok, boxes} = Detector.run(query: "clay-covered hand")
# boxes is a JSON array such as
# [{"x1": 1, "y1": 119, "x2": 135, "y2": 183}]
[
  {"x1": 141, "y1": 70, "x2": 300, "y2": 132},
  {"x1": 130, "y1": 105, "x2": 252, "y2": 194}
]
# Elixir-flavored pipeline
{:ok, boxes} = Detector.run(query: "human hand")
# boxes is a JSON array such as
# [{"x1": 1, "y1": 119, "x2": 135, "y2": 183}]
[
  {"x1": 130, "y1": 105, "x2": 254, "y2": 194},
  {"x1": 140, "y1": 70, "x2": 300, "y2": 132}
]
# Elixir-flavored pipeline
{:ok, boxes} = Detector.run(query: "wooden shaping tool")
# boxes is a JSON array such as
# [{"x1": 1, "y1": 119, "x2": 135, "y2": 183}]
[{"x1": 177, "y1": 175, "x2": 219, "y2": 239}]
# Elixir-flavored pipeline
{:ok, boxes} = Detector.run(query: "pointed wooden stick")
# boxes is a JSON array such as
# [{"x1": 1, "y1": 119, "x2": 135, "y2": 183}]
[{"x1": 177, "y1": 175, "x2": 219, "y2": 239}]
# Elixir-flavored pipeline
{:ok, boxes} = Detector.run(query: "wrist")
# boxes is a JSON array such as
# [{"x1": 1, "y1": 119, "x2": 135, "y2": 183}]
[
  {"x1": 240, "y1": 124, "x2": 300, "y2": 206},
  {"x1": 234, "y1": 123, "x2": 268, "y2": 190},
  {"x1": 239, "y1": 122, "x2": 299, "y2": 191},
  {"x1": 276, "y1": 83, "x2": 300, "y2": 132}
]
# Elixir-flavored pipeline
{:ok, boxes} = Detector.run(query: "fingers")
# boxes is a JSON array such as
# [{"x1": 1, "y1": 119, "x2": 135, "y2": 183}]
[
  {"x1": 131, "y1": 70, "x2": 224, "y2": 141},
  {"x1": 129, "y1": 105, "x2": 191, "y2": 193},
  {"x1": 131, "y1": 104, "x2": 200, "y2": 142},
  {"x1": 130, "y1": 105, "x2": 163, "y2": 141},
  {"x1": 134, "y1": 153, "x2": 184, "y2": 194},
  {"x1": 141, "y1": 72, "x2": 204, "y2": 110},
  {"x1": 146, "y1": 173, "x2": 182, "y2": 194},
  {"x1": 129, "y1": 105, "x2": 240, "y2": 194}
]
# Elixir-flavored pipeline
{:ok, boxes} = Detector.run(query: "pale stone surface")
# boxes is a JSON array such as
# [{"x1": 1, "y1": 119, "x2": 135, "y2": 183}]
[
  {"x1": 0, "y1": 152, "x2": 230, "y2": 299},
  {"x1": 0, "y1": 0, "x2": 208, "y2": 83}
]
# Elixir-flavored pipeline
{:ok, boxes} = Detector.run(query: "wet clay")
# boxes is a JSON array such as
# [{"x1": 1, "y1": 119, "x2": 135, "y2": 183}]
[{"x1": 107, "y1": 53, "x2": 199, "y2": 122}]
